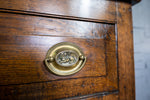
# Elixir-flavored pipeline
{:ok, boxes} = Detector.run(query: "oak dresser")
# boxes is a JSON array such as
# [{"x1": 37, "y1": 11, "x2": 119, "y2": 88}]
[{"x1": 0, "y1": 0, "x2": 140, "y2": 100}]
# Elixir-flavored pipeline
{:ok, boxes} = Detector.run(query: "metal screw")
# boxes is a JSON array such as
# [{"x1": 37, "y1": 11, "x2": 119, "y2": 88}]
[
  {"x1": 79, "y1": 55, "x2": 85, "y2": 60},
  {"x1": 46, "y1": 56, "x2": 54, "y2": 63}
]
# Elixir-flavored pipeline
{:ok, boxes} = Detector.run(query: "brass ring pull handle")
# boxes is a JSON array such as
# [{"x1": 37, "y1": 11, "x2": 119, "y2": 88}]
[{"x1": 45, "y1": 42, "x2": 86, "y2": 76}]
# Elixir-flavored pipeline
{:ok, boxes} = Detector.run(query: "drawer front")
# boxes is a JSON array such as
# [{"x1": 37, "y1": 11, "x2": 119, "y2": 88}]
[
  {"x1": 0, "y1": 0, "x2": 119, "y2": 99},
  {"x1": 0, "y1": 12, "x2": 118, "y2": 99},
  {"x1": 0, "y1": 0, "x2": 116, "y2": 22},
  {"x1": 0, "y1": 0, "x2": 137, "y2": 100}
]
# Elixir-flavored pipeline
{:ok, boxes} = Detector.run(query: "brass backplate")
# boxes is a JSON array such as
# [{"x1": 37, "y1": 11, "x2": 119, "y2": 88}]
[{"x1": 45, "y1": 42, "x2": 86, "y2": 76}]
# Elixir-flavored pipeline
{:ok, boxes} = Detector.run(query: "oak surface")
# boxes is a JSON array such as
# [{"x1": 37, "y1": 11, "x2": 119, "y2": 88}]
[
  {"x1": 0, "y1": 0, "x2": 116, "y2": 22},
  {"x1": 117, "y1": 2, "x2": 135, "y2": 100},
  {"x1": 0, "y1": 0, "x2": 138, "y2": 99},
  {"x1": 0, "y1": 12, "x2": 118, "y2": 99},
  {"x1": 0, "y1": 77, "x2": 118, "y2": 100},
  {"x1": 0, "y1": 12, "x2": 114, "y2": 39},
  {"x1": 0, "y1": 35, "x2": 106, "y2": 85}
]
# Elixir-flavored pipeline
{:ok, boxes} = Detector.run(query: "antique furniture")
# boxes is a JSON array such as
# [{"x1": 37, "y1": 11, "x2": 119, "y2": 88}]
[{"x1": 0, "y1": 0, "x2": 140, "y2": 99}]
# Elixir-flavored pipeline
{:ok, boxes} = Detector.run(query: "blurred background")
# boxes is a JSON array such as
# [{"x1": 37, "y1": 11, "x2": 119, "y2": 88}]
[{"x1": 132, "y1": 0, "x2": 150, "y2": 100}]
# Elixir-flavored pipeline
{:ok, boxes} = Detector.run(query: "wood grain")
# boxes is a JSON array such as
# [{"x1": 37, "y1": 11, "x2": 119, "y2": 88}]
[
  {"x1": 0, "y1": 0, "x2": 116, "y2": 22},
  {"x1": 117, "y1": 2, "x2": 135, "y2": 100},
  {"x1": 0, "y1": 12, "x2": 117, "y2": 85},
  {"x1": 0, "y1": 35, "x2": 107, "y2": 85},
  {"x1": 0, "y1": 0, "x2": 138, "y2": 99},
  {"x1": 0, "y1": 15, "x2": 118, "y2": 100},
  {"x1": 0, "y1": 12, "x2": 114, "y2": 38},
  {"x1": 0, "y1": 33, "x2": 117, "y2": 85},
  {"x1": 0, "y1": 77, "x2": 117, "y2": 100},
  {"x1": 0, "y1": 25, "x2": 118, "y2": 99}
]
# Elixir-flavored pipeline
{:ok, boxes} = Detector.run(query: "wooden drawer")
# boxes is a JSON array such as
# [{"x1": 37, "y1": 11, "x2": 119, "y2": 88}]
[
  {"x1": 0, "y1": 0, "x2": 138, "y2": 99},
  {"x1": 0, "y1": 12, "x2": 117, "y2": 99},
  {"x1": 0, "y1": 0, "x2": 116, "y2": 22}
]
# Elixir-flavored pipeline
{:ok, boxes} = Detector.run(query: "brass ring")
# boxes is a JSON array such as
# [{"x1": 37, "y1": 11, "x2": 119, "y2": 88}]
[{"x1": 45, "y1": 42, "x2": 86, "y2": 76}]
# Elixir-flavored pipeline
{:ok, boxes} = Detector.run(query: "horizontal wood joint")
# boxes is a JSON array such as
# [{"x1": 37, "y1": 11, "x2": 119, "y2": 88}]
[{"x1": 0, "y1": 8, "x2": 116, "y2": 24}]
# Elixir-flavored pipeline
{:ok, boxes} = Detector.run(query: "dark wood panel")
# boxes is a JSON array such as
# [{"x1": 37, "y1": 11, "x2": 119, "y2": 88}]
[
  {"x1": 117, "y1": 2, "x2": 135, "y2": 100},
  {"x1": 0, "y1": 78, "x2": 118, "y2": 100},
  {"x1": 0, "y1": 0, "x2": 116, "y2": 21},
  {"x1": 0, "y1": 35, "x2": 107, "y2": 85},
  {"x1": 0, "y1": 12, "x2": 114, "y2": 39}
]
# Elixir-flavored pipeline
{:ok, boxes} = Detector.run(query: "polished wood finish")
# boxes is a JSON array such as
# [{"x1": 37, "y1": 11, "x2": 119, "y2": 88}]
[
  {"x1": 0, "y1": 13, "x2": 117, "y2": 86},
  {"x1": 117, "y1": 2, "x2": 135, "y2": 100},
  {"x1": 0, "y1": 15, "x2": 118, "y2": 99},
  {"x1": 0, "y1": 12, "x2": 114, "y2": 38},
  {"x1": 0, "y1": 0, "x2": 116, "y2": 22},
  {"x1": 0, "y1": 78, "x2": 118, "y2": 100},
  {"x1": 0, "y1": 0, "x2": 139, "y2": 99},
  {"x1": 0, "y1": 12, "x2": 118, "y2": 100},
  {"x1": 0, "y1": 36, "x2": 108, "y2": 85}
]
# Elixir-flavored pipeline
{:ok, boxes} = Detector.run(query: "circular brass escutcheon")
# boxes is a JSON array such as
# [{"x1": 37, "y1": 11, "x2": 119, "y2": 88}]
[{"x1": 45, "y1": 42, "x2": 86, "y2": 76}]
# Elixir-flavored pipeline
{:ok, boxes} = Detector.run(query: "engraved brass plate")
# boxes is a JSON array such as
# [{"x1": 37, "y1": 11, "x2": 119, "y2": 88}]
[{"x1": 45, "y1": 42, "x2": 86, "y2": 76}]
